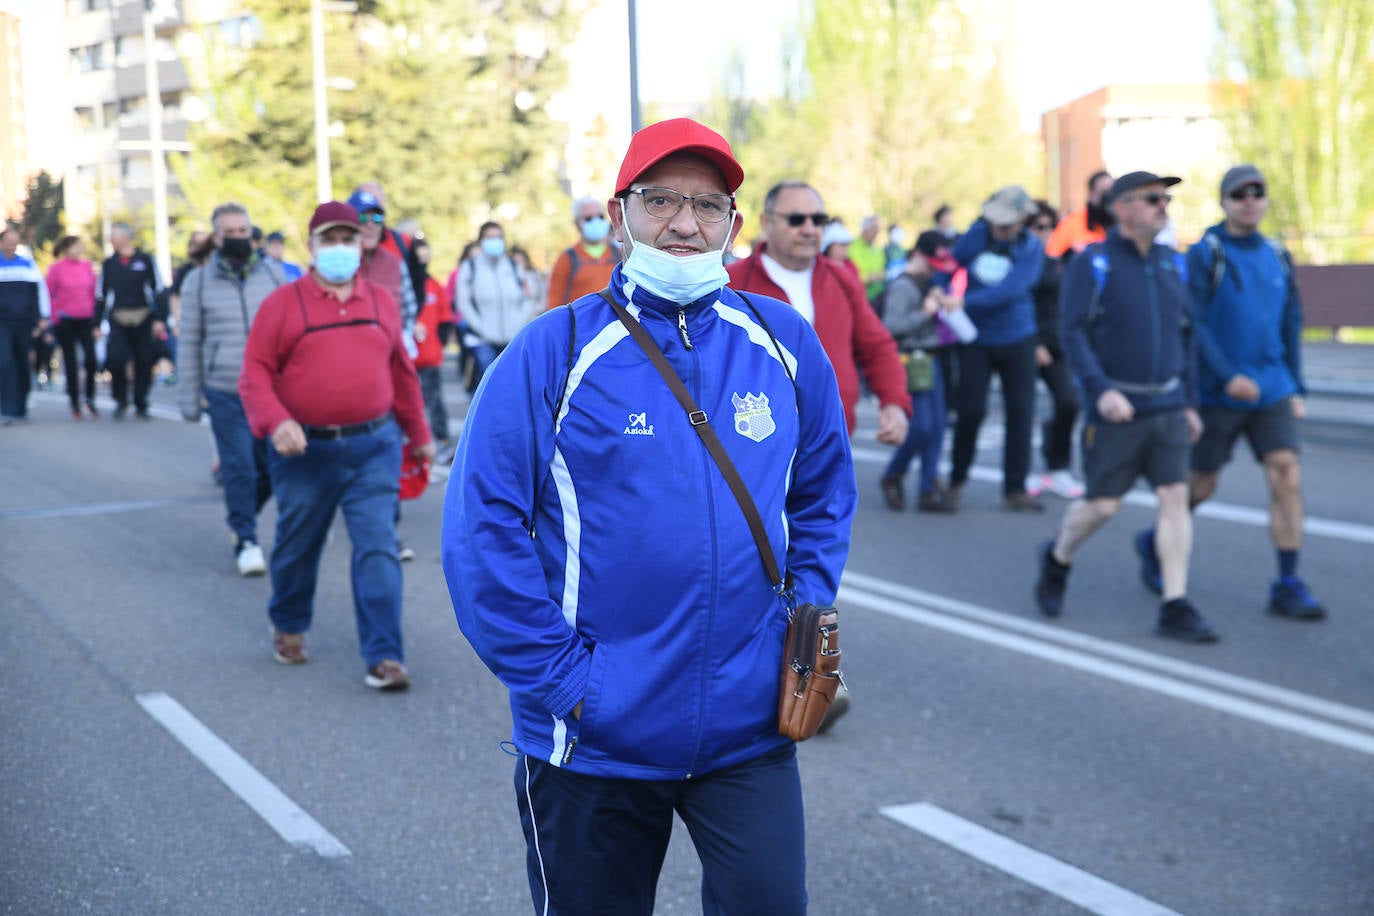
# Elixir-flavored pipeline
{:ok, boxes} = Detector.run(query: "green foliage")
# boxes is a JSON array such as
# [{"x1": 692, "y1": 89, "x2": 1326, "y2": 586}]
[
  {"x1": 708, "y1": 0, "x2": 1041, "y2": 236},
  {"x1": 1210, "y1": 0, "x2": 1374, "y2": 263},
  {"x1": 173, "y1": 0, "x2": 585, "y2": 268},
  {"x1": 19, "y1": 171, "x2": 65, "y2": 263}
]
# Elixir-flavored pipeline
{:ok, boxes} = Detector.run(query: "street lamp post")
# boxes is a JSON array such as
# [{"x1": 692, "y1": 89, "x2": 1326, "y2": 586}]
[
  {"x1": 141, "y1": 0, "x2": 173, "y2": 283},
  {"x1": 628, "y1": 0, "x2": 641, "y2": 133}
]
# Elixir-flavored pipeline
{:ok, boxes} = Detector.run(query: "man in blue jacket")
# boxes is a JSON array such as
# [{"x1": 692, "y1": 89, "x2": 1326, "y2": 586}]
[
  {"x1": 1136, "y1": 165, "x2": 1324, "y2": 621},
  {"x1": 1034, "y1": 171, "x2": 1215, "y2": 642},
  {"x1": 442, "y1": 118, "x2": 856, "y2": 915},
  {"x1": 941, "y1": 185, "x2": 1045, "y2": 512},
  {"x1": 0, "y1": 227, "x2": 51, "y2": 425}
]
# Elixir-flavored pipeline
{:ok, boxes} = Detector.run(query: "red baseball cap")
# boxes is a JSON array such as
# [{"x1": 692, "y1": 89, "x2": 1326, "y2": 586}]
[
  {"x1": 399, "y1": 449, "x2": 430, "y2": 500},
  {"x1": 614, "y1": 118, "x2": 744, "y2": 196},
  {"x1": 308, "y1": 201, "x2": 361, "y2": 236}
]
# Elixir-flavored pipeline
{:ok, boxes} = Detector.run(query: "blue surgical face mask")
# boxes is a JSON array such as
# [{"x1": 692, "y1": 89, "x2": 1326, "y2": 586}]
[
  {"x1": 617, "y1": 199, "x2": 735, "y2": 304},
  {"x1": 314, "y1": 242, "x2": 361, "y2": 283},
  {"x1": 481, "y1": 237, "x2": 506, "y2": 258},
  {"x1": 581, "y1": 217, "x2": 610, "y2": 243}
]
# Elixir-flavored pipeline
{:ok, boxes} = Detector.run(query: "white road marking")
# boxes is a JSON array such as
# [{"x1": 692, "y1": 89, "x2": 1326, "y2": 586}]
[
  {"x1": 842, "y1": 571, "x2": 1374, "y2": 734},
  {"x1": 850, "y1": 446, "x2": 1374, "y2": 545},
  {"x1": 880, "y1": 803, "x2": 1184, "y2": 916},
  {"x1": 136, "y1": 692, "x2": 351, "y2": 858},
  {"x1": 839, "y1": 584, "x2": 1374, "y2": 757}
]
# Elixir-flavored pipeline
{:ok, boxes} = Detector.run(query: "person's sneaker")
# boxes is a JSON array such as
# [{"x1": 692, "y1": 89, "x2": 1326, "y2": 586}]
[
  {"x1": 814, "y1": 684, "x2": 850, "y2": 735},
  {"x1": 1002, "y1": 491, "x2": 1045, "y2": 513},
  {"x1": 365, "y1": 660, "x2": 411, "y2": 691},
  {"x1": 113, "y1": 405, "x2": 128, "y2": 421},
  {"x1": 1043, "y1": 470, "x2": 1085, "y2": 499},
  {"x1": 1268, "y1": 576, "x2": 1327, "y2": 621},
  {"x1": 1024, "y1": 474, "x2": 1044, "y2": 497},
  {"x1": 1034, "y1": 539, "x2": 1070, "y2": 618},
  {"x1": 71, "y1": 409, "x2": 84, "y2": 421},
  {"x1": 397, "y1": 543, "x2": 416, "y2": 562},
  {"x1": 1155, "y1": 598, "x2": 1219, "y2": 643},
  {"x1": 917, "y1": 489, "x2": 956, "y2": 514},
  {"x1": 879, "y1": 475, "x2": 905, "y2": 511},
  {"x1": 272, "y1": 629, "x2": 308, "y2": 665},
  {"x1": 236, "y1": 541, "x2": 267, "y2": 577},
  {"x1": 1134, "y1": 529, "x2": 1163, "y2": 595}
]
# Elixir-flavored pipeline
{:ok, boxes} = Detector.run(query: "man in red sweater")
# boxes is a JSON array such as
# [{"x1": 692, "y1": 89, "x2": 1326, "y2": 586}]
[
  {"x1": 727, "y1": 180, "x2": 909, "y2": 441},
  {"x1": 239, "y1": 201, "x2": 435, "y2": 691}
]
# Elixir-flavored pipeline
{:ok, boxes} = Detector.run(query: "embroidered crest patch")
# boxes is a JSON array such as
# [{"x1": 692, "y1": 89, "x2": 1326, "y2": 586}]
[{"x1": 731, "y1": 392, "x2": 775, "y2": 443}]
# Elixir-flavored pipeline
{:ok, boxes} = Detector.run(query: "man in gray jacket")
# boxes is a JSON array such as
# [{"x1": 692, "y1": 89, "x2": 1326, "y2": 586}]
[{"x1": 178, "y1": 203, "x2": 287, "y2": 576}]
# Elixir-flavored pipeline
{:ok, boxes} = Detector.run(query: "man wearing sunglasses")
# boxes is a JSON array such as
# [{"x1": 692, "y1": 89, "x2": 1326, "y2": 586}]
[
  {"x1": 546, "y1": 196, "x2": 620, "y2": 310},
  {"x1": 1036, "y1": 171, "x2": 1217, "y2": 643},
  {"x1": 727, "y1": 182, "x2": 909, "y2": 442},
  {"x1": 346, "y1": 186, "x2": 419, "y2": 359},
  {"x1": 1135, "y1": 165, "x2": 1324, "y2": 622}
]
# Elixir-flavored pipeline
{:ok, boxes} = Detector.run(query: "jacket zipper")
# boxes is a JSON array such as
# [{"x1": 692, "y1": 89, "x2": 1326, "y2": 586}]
[
  {"x1": 677, "y1": 307, "x2": 693, "y2": 350},
  {"x1": 685, "y1": 311, "x2": 709, "y2": 779},
  {"x1": 1146, "y1": 261, "x2": 1159, "y2": 385}
]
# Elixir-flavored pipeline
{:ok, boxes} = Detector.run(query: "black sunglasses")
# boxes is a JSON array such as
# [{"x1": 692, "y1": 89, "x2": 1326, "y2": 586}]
[
  {"x1": 769, "y1": 211, "x2": 829, "y2": 228},
  {"x1": 1227, "y1": 185, "x2": 1266, "y2": 201},
  {"x1": 1127, "y1": 192, "x2": 1172, "y2": 207},
  {"x1": 579, "y1": 213, "x2": 606, "y2": 223}
]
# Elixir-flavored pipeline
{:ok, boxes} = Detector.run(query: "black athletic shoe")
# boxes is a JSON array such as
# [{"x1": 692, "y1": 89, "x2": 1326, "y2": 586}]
[
  {"x1": 1156, "y1": 598, "x2": 1219, "y2": 643},
  {"x1": 1034, "y1": 539, "x2": 1069, "y2": 618}
]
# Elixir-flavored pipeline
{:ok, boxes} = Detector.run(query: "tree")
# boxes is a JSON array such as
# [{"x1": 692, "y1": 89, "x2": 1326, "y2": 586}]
[
  {"x1": 1210, "y1": 0, "x2": 1374, "y2": 263},
  {"x1": 172, "y1": 0, "x2": 585, "y2": 267},
  {"x1": 710, "y1": 0, "x2": 1041, "y2": 235},
  {"x1": 19, "y1": 171, "x2": 65, "y2": 260}
]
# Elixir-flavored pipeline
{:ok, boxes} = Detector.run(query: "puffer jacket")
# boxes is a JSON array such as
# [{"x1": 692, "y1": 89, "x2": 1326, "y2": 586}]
[
  {"x1": 177, "y1": 253, "x2": 286, "y2": 420},
  {"x1": 442, "y1": 267, "x2": 856, "y2": 780}
]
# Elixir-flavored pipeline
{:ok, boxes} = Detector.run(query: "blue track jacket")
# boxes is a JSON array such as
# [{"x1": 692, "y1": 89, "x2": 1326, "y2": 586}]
[
  {"x1": 442, "y1": 267, "x2": 857, "y2": 780},
  {"x1": 1187, "y1": 224, "x2": 1303, "y2": 409},
  {"x1": 942, "y1": 219, "x2": 1043, "y2": 346}
]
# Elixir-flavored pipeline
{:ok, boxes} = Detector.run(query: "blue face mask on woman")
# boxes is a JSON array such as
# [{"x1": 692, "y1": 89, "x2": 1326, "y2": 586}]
[
  {"x1": 314, "y1": 243, "x2": 362, "y2": 283},
  {"x1": 481, "y1": 237, "x2": 506, "y2": 258}
]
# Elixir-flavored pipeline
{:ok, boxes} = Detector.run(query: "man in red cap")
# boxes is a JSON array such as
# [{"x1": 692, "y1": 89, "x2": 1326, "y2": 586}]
[
  {"x1": 443, "y1": 118, "x2": 856, "y2": 913},
  {"x1": 240, "y1": 200, "x2": 435, "y2": 691}
]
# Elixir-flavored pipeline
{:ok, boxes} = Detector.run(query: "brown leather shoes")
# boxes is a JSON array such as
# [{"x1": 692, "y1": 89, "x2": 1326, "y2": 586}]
[{"x1": 272, "y1": 630, "x2": 308, "y2": 665}]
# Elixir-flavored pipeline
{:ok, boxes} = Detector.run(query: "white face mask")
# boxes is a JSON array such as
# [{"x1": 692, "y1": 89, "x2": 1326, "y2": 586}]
[{"x1": 617, "y1": 199, "x2": 735, "y2": 304}]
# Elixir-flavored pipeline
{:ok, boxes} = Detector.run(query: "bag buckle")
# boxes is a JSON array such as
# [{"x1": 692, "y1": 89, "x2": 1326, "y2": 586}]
[{"x1": 688, "y1": 409, "x2": 708, "y2": 426}]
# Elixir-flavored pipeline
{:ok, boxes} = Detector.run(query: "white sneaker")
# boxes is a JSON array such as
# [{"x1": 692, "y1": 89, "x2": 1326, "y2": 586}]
[
  {"x1": 397, "y1": 544, "x2": 416, "y2": 563},
  {"x1": 1024, "y1": 474, "x2": 1044, "y2": 497},
  {"x1": 1044, "y1": 470, "x2": 1085, "y2": 498},
  {"x1": 236, "y1": 541, "x2": 267, "y2": 577}
]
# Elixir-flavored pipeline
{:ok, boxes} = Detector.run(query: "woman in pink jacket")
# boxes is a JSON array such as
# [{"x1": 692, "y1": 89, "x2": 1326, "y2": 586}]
[{"x1": 46, "y1": 236, "x2": 99, "y2": 418}]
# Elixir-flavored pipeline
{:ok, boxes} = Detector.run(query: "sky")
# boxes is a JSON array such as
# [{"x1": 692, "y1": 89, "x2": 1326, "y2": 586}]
[{"x1": 7, "y1": 0, "x2": 1217, "y2": 175}]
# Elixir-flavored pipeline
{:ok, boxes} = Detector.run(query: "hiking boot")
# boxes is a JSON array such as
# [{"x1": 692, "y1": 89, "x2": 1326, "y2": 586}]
[
  {"x1": 1034, "y1": 539, "x2": 1069, "y2": 618},
  {"x1": 365, "y1": 660, "x2": 410, "y2": 691},
  {"x1": 1042, "y1": 470, "x2": 1085, "y2": 499},
  {"x1": 814, "y1": 685, "x2": 850, "y2": 735},
  {"x1": 917, "y1": 489, "x2": 956, "y2": 514},
  {"x1": 1155, "y1": 598, "x2": 1219, "y2": 643},
  {"x1": 236, "y1": 541, "x2": 266, "y2": 577},
  {"x1": 272, "y1": 630, "x2": 308, "y2": 665},
  {"x1": 1268, "y1": 576, "x2": 1326, "y2": 621},
  {"x1": 1134, "y1": 529, "x2": 1162, "y2": 595},
  {"x1": 879, "y1": 476, "x2": 905, "y2": 511},
  {"x1": 1002, "y1": 491, "x2": 1045, "y2": 513}
]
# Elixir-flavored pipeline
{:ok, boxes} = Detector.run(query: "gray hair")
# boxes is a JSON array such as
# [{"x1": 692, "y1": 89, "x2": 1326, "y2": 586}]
[
  {"x1": 571, "y1": 195, "x2": 602, "y2": 221},
  {"x1": 110, "y1": 221, "x2": 133, "y2": 238},
  {"x1": 762, "y1": 181, "x2": 820, "y2": 214},
  {"x1": 210, "y1": 203, "x2": 250, "y2": 233}
]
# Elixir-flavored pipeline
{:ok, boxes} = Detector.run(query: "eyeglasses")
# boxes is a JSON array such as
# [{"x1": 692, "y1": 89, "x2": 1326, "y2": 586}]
[
  {"x1": 768, "y1": 211, "x2": 829, "y2": 228},
  {"x1": 359, "y1": 212, "x2": 385, "y2": 224},
  {"x1": 627, "y1": 187, "x2": 734, "y2": 223},
  {"x1": 1227, "y1": 185, "x2": 1266, "y2": 201},
  {"x1": 1126, "y1": 192, "x2": 1173, "y2": 207}
]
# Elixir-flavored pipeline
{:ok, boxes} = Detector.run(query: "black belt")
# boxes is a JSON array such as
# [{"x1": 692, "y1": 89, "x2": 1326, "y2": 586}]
[{"x1": 302, "y1": 412, "x2": 393, "y2": 440}]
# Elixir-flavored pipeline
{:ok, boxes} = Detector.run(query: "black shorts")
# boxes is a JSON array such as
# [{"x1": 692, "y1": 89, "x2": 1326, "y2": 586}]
[
  {"x1": 1082, "y1": 410, "x2": 1191, "y2": 499},
  {"x1": 1191, "y1": 400, "x2": 1299, "y2": 473}
]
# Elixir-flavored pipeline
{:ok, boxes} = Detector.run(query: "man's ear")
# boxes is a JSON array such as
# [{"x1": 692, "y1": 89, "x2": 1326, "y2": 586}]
[{"x1": 607, "y1": 197, "x2": 626, "y2": 245}]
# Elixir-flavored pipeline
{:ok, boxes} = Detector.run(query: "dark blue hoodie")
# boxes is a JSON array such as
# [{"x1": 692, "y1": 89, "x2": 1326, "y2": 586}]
[
  {"x1": 1187, "y1": 223, "x2": 1303, "y2": 409},
  {"x1": 1060, "y1": 231, "x2": 1194, "y2": 418},
  {"x1": 941, "y1": 218, "x2": 1043, "y2": 346}
]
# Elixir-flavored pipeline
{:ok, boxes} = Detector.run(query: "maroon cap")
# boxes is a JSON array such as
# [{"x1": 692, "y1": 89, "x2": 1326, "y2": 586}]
[
  {"x1": 308, "y1": 201, "x2": 361, "y2": 236},
  {"x1": 614, "y1": 118, "x2": 744, "y2": 196}
]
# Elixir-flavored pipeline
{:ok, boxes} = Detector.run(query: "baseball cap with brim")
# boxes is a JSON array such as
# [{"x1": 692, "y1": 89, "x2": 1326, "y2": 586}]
[
  {"x1": 820, "y1": 221, "x2": 854, "y2": 251},
  {"x1": 1109, "y1": 171, "x2": 1182, "y2": 203},
  {"x1": 914, "y1": 229, "x2": 958, "y2": 273},
  {"x1": 981, "y1": 185, "x2": 1038, "y2": 226},
  {"x1": 1220, "y1": 164, "x2": 1265, "y2": 197},
  {"x1": 308, "y1": 201, "x2": 361, "y2": 236},
  {"x1": 347, "y1": 188, "x2": 383, "y2": 214},
  {"x1": 614, "y1": 118, "x2": 744, "y2": 196}
]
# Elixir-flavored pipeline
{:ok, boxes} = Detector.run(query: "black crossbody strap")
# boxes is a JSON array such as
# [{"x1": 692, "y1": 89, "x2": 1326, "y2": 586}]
[{"x1": 597, "y1": 289, "x2": 785, "y2": 592}]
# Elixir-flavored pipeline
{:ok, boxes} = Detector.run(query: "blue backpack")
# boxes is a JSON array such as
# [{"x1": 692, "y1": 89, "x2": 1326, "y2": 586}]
[{"x1": 1084, "y1": 242, "x2": 1190, "y2": 329}]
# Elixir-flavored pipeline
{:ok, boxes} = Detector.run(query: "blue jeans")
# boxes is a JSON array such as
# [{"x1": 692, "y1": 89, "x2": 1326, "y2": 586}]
[
  {"x1": 884, "y1": 363, "x2": 947, "y2": 495},
  {"x1": 516, "y1": 743, "x2": 805, "y2": 915},
  {"x1": 0, "y1": 319, "x2": 33, "y2": 419},
  {"x1": 266, "y1": 420, "x2": 404, "y2": 667},
  {"x1": 204, "y1": 388, "x2": 272, "y2": 547}
]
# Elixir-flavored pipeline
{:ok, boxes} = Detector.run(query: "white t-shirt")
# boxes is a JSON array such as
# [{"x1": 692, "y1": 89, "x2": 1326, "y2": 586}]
[{"x1": 760, "y1": 254, "x2": 816, "y2": 325}]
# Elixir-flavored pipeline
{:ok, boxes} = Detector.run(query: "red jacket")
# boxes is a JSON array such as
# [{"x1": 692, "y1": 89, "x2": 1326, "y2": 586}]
[
  {"x1": 414, "y1": 276, "x2": 453, "y2": 369},
  {"x1": 239, "y1": 272, "x2": 430, "y2": 446},
  {"x1": 727, "y1": 245, "x2": 909, "y2": 433}
]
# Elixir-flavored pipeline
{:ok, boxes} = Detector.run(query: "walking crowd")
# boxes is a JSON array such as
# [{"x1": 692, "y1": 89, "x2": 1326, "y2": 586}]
[{"x1": 0, "y1": 115, "x2": 1331, "y2": 913}]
